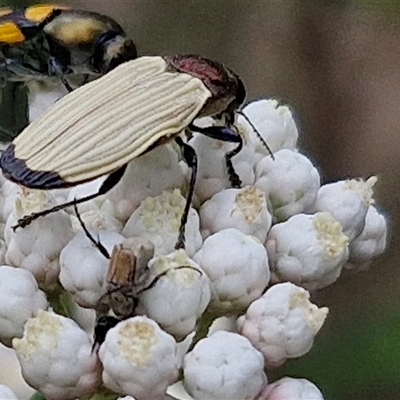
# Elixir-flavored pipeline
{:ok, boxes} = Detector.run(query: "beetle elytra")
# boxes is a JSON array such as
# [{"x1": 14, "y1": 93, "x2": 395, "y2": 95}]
[
  {"x1": 0, "y1": 4, "x2": 136, "y2": 86},
  {"x1": 1, "y1": 54, "x2": 246, "y2": 248}
]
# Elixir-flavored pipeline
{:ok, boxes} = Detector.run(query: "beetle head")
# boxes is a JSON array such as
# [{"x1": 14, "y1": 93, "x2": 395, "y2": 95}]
[
  {"x1": 164, "y1": 54, "x2": 246, "y2": 125},
  {"x1": 91, "y1": 31, "x2": 137, "y2": 73}
]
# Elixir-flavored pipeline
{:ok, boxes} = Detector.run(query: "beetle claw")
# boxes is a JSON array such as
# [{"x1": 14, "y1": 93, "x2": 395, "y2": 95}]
[{"x1": 13, "y1": 213, "x2": 36, "y2": 230}]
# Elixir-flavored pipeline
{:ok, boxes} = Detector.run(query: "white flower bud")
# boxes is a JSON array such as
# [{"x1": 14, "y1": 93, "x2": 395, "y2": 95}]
[
  {"x1": 0, "y1": 343, "x2": 35, "y2": 399},
  {"x1": 0, "y1": 266, "x2": 47, "y2": 346},
  {"x1": 200, "y1": 186, "x2": 272, "y2": 242},
  {"x1": 238, "y1": 283, "x2": 328, "y2": 368},
  {"x1": 266, "y1": 212, "x2": 349, "y2": 290},
  {"x1": 258, "y1": 377, "x2": 325, "y2": 400},
  {"x1": 107, "y1": 144, "x2": 186, "y2": 222},
  {"x1": 4, "y1": 188, "x2": 74, "y2": 287},
  {"x1": 190, "y1": 132, "x2": 256, "y2": 205},
  {"x1": 346, "y1": 205, "x2": 388, "y2": 270},
  {"x1": 123, "y1": 189, "x2": 202, "y2": 257},
  {"x1": 140, "y1": 249, "x2": 211, "y2": 340},
  {"x1": 13, "y1": 310, "x2": 101, "y2": 400},
  {"x1": 183, "y1": 331, "x2": 265, "y2": 400},
  {"x1": 0, "y1": 180, "x2": 19, "y2": 230},
  {"x1": 255, "y1": 149, "x2": 320, "y2": 221},
  {"x1": 0, "y1": 384, "x2": 18, "y2": 399},
  {"x1": 241, "y1": 99, "x2": 299, "y2": 158},
  {"x1": 312, "y1": 177, "x2": 376, "y2": 240},
  {"x1": 193, "y1": 228, "x2": 270, "y2": 315},
  {"x1": 99, "y1": 316, "x2": 179, "y2": 400},
  {"x1": 59, "y1": 230, "x2": 124, "y2": 308},
  {"x1": 70, "y1": 208, "x2": 123, "y2": 235}
]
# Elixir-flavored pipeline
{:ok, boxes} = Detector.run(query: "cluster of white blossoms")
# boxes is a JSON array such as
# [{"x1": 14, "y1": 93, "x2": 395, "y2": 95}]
[{"x1": 0, "y1": 98, "x2": 387, "y2": 400}]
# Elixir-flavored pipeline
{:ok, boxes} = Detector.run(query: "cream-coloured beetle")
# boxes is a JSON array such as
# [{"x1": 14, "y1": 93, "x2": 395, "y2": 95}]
[{"x1": 1, "y1": 54, "x2": 246, "y2": 248}]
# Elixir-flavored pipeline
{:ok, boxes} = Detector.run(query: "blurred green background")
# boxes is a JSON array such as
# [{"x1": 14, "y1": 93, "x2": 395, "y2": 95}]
[{"x1": 1, "y1": 1, "x2": 400, "y2": 399}]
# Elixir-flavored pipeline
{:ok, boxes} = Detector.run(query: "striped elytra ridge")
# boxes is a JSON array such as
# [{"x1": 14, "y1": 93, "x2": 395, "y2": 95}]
[{"x1": 2, "y1": 56, "x2": 212, "y2": 187}]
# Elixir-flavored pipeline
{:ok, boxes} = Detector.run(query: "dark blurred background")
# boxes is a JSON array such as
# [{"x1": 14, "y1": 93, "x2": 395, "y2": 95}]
[{"x1": 2, "y1": 1, "x2": 400, "y2": 399}]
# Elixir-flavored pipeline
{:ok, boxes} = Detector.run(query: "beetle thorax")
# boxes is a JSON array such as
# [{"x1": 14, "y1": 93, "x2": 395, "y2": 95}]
[{"x1": 164, "y1": 54, "x2": 246, "y2": 122}]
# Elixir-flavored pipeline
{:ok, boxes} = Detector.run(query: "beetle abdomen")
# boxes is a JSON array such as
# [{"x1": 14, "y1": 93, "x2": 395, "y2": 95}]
[{"x1": 2, "y1": 56, "x2": 211, "y2": 188}]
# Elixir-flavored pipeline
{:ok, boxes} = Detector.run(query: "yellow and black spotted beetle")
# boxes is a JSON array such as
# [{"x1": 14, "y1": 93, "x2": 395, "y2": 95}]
[
  {"x1": 0, "y1": 4, "x2": 136, "y2": 86},
  {"x1": 0, "y1": 4, "x2": 136, "y2": 141},
  {"x1": 0, "y1": 54, "x2": 247, "y2": 249}
]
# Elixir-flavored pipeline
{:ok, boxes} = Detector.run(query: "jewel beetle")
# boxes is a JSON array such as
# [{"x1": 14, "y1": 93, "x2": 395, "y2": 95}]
[
  {"x1": 1, "y1": 54, "x2": 246, "y2": 248},
  {"x1": 0, "y1": 4, "x2": 136, "y2": 86}
]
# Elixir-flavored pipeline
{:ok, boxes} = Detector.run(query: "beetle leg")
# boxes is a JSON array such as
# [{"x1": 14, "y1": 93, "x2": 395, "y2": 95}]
[
  {"x1": 60, "y1": 76, "x2": 73, "y2": 92},
  {"x1": 174, "y1": 136, "x2": 197, "y2": 250},
  {"x1": 139, "y1": 265, "x2": 202, "y2": 294},
  {"x1": 73, "y1": 202, "x2": 110, "y2": 259},
  {"x1": 190, "y1": 124, "x2": 243, "y2": 188},
  {"x1": 13, "y1": 165, "x2": 127, "y2": 230},
  {"x1": 92, "y1": 315, "x2": 120, "y2": 352}
]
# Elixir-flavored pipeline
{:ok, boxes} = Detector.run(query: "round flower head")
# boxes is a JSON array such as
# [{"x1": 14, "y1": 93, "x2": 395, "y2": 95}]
[
  {"x1": 312, "y1": 177, "x2": 377, "y2": 241},
  {"x1": 257, "y1": 377, "x2": 325, "y2": 400},
  {"x1": 200, "y1": 186, "x2": 272, "y2": 242},
  {"x1": 123, "y1": 189, "x2": 202, "y2": 257},
  {"x1": 0, "y1": 343, "x2": 35, "y2": 398},
  {"x1": 99, "y1": 316, "x2": 179, "y2": 400},
  {"x1": 183, "y1": 331, "x2": 265, "y2": 400},
  {"x1": 240, "y1": 99, "x2": 299, "y2": 159},
  {"x1": 5, "y1": 188, "x2": 74, "y2": 287},
  {"x1": 238, "y1": 282, "x2": 328, "y2": 368},
  {"x1": 59, "y1": 230, "x2": 125, "y2": 308},
  {"x1": 12, "y1": 310, "x2": 101, "y2": 400},
  {"x1": 0, "y1": 180, "x2": 19, "y2": 232},
  {"x1": 347, "y1": 205, "x2": 388, "y2": 270},
  {"x1": 0, "y1": 266, "x2": 47, "y2": 346},
  {"x1": 193, "y1": 228, "x2": 270, "y2": 316},
  {"x1": 190, "y1": 130, "x2": 256, "y2": 205},
  {"x1": 266, "y1": 212, "x2": 349, "y2": 290},
  {"x1": 70, "y1": 208, "x2": 123, "y2": 235},
  {"x1": 255, "y1": 149, "x2": 321, "y2": 221},
  {"x1": 106, "y1": 144, "x2": 187, "y2": 223},
  {"x1": 140, "y1": 249, "x2": 211, "y2": 340}
]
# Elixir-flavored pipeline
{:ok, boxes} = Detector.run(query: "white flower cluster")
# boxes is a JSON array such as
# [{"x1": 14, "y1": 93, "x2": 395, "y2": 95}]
[{"x1": 0, "y1": 98, "x2": 387, "y2": 400}]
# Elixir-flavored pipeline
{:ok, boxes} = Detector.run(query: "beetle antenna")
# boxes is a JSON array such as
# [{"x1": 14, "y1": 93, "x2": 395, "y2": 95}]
[
  {"x1": 141, "y1": 265, "x2": 202, "y2": 293},
  {"x1": 73, "y1": 201, "x2": 110, "y2": 259},
  {"x1": 238, "y1": 111, "x2": 275, "y2": 160}
]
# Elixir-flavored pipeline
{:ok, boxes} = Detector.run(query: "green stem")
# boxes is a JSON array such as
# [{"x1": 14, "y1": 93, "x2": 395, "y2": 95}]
[
  {"x1": 189, "y1": 312, "x2": 216, "y2": 352},
  {"x1": 46, "y1": 287, "x2": 75, "y2": 317},
  {"x1": 80, "y1": 384, "x2": 118, "y2": 400}
]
